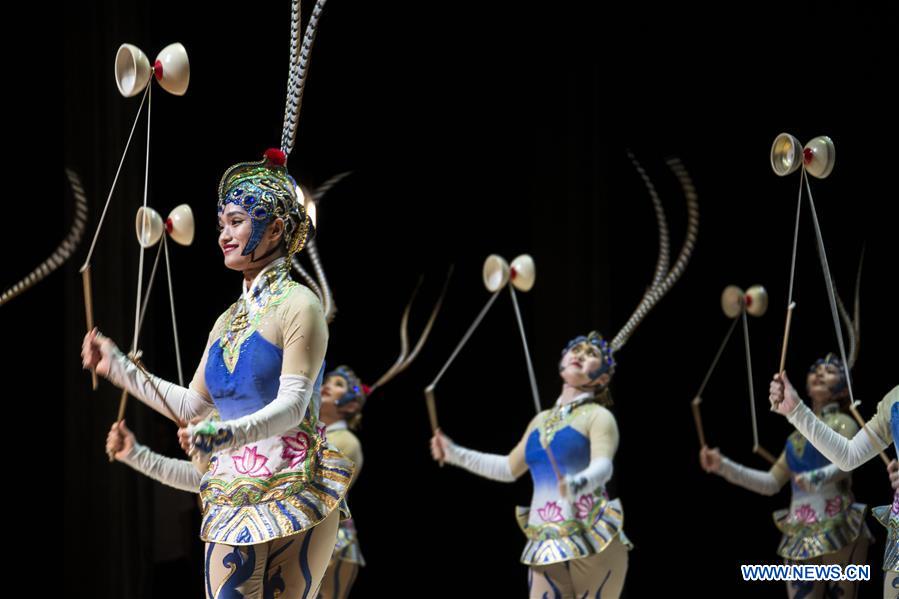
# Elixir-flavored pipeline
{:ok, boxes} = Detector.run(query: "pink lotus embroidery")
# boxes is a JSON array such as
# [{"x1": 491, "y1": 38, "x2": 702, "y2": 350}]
[
  {"x1": 892, "y1": 491, "x2": 899, "y2": 516},
  {"x1": 281, "y1": 431, "x2": 311, "y2": 468},
  {"x1": 825, "y1": 496, "x2": 843, "y2": 517},
  {"x1": 232, "y1": 446, "x2": 272, "y2": 477},
  {"x1": 316, "y1": 424, "x2": 328, "y2": 444},
  {"x1": 537, "y1": 501, "x2": 564, "y2": 522},
  {"x1": 794, "y1": 504, "x2": 818, "y2": 524},
  {"x1": 575, "y1": 494, "x2": 595, "y2": 519}
]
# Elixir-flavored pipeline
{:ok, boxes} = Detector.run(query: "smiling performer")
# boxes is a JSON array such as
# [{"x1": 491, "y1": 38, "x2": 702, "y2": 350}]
[
  {"x1": 430, "y1": 155, "x2": 699, "y2": 599},
  {"x1": 80, "y1": 1, "x2": 356, "y2": 596}
]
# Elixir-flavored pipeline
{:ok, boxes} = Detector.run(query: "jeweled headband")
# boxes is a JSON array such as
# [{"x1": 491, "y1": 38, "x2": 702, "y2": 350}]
[
  {"x1": 560, "y1": 330, "x2": 616, "y2": 385},
  {"x1": 217, "y1": 148, "x2": 311, "y2": 258}
]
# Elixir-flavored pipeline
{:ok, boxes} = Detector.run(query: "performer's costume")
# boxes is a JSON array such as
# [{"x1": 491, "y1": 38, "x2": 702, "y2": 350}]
[
  {"x1": 318, "y1": 418, "x2": 365, "y2": 599},
  {"x1": 444, "y1": 388, "x2": 630, "y2": 598},
  {"x1": 714, "y1": 397, "x2": 872, "y2": 599},
  {"x1": 786, "y1": 385, "x2": 899, "y2": 597},
  {"x1": 99, "y1": 143, "x2": 355, "y2": 597},
  {"x1": 439, "y1": 156, "x2": 699, "y2": 599}
]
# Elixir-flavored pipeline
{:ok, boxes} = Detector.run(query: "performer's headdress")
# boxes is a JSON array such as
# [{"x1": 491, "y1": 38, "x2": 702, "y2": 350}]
[
  {"x1": 559, "y1": 331, "x2": 616, "y2": 383},
  {"x1": 216, "y1": 0, "x2": 329, "y2": 260},
  {"x1": 217, "y1": 149, "x2": 311, "y2": 258},
  {"x1": 561, "y1": 154, "x2": 700, "y2": 396}
]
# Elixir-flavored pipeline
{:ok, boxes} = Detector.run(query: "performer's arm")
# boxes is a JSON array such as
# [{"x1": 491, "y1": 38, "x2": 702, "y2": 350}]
[
  {"x1": 782, "y1": 384, "x2": 896, "y2": 471},
  {"x1": 437, "y1": 415, "x2": 536, "y2": 483},
  {"x1": 108, "y1": 421, "x2": 203, "y2": 493},
  {"x1": 564, "y1": 406, "x2": 618, "y2": 495},
  {"x1": 83, "y1": 329, "x2": 215, "y2": 424},
  {"x1": 717, "y1": 451, "x2": 791, "y2": 496},
  {"x1": 701, "y1": 444, "x2": 790, "y2": 496}
]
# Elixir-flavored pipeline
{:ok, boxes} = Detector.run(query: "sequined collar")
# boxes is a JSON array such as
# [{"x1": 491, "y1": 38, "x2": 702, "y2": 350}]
[
  {"x1": 542, "y1": 392, "x2": 595, "y2": 444},
  {"x1": 219, "y1": 257, "x2": 296, "y2": 372}
]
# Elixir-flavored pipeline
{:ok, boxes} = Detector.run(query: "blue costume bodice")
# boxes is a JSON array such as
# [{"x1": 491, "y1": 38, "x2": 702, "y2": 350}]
[
  {"x1": 205, "y1": 330, "x2": 283, "y2": 421},
  {"x1": 525, "y1": 426, "x2": 590, "y2": 489},
  {"x1": 785, "y1": 432, "x2": 832, "y2": 474}
]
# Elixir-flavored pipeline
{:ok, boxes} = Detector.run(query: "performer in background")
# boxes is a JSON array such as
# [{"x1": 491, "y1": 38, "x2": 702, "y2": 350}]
[
  {"x1": 771, "y1": 374, "x2": 899, "y2": 598},
  {"x1": 701, "y1": 350, "x2": 872, "y2": 599},
  {"x1": 430, "y1": 156, "x2": 698, "y2": 598}
]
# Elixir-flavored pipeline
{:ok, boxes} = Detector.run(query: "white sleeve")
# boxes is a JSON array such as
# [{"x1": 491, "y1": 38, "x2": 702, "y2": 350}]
[
  {"x1": 565, "y1": 456, "x2": 613, "y2": 495},
  {"x1": 444, "y1": 441, "x2": 515, "y2": 483},
  {"x1": 119, "y1": 442, "x2": 203, "y2": 493},
  {"x1": 786, "y1": 401, "x2": 885, "y2": 471},
  {"x1": 718, "y1": 456, "x2": 785, "y2": 496},
  {"x1": 106, "y1": 347, "x2": 214, "y2": 424},
  {"x1": 188, "y1": 374, "x2": 313, "y2": 453}
]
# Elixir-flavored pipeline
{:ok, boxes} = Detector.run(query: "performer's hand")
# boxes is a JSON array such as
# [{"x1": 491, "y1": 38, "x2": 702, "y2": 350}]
[
  {"x1": 177, "y1": 426, "x2": 192, "y2": 455},
  {"x1": 769, "y1": 372, "x2": 799, "y2": 415},
  {"x1": 106, "y1": 420, "x2": 135, "y2": 461},
  {"x1": 699, "y1": 446, "x2": 722, "y2": 473},
  {"x1": 430, "y1": 429, "x2": 450, "y2": 462},
  {"x1": 793, "y1": 472, "x2": 814, "y2": 493},
  {"x1": 888, "y1": 460, "x2": 899, "y2": 491},
  {"x1": 181, "y1": 420, "x2": 231, "y2": 457},
  {"x1": 81, "y1": 328, "x2": 118, "y2": 377},
  {"x1": 178, "y1": 415, "x2": 210, "y2": 456}
]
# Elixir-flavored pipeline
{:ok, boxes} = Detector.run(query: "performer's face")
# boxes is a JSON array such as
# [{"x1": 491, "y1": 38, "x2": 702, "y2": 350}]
[
  {"x1": 806, "y1": 361, "x2": 846, "y2": 402},
  {"x1": 559, "y1": 342, "x2": 607, "y2": 388},
  {"x1": 321, "y1": 374, "x2": 349, "y2": 405},
  {"x1": 217, "y1": 205, "x2": 283, "y2": 270},
  {"x1": 320, "y1": 374, "x2": 360, "y2": 421}
]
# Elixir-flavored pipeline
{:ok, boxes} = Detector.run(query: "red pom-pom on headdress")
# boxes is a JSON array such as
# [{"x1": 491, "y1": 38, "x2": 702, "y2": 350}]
[
  {"x1": 362, "y1": 384, "x2": 372, "y2": 397},
  {"x1": 263, "y1": 148, "x2": 287, "y2": 167}
]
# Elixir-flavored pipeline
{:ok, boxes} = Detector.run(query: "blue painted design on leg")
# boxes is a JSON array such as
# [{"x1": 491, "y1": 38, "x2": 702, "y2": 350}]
[
  {"x1": 299, "y1": 526, "x2": 316, "y2": 599},
  {"x1": 263, "y1": 540, "x2": 293, "y2": 599},
  {"x1": 595, "y1": 569, "x2": 611, "y2": 599},
  {"x1": 823, "y1": 579, "x2": 845, "y2": 599},
  {"x1": 206, "y1": 543, "x2": 216, "y2": 599},
  {"x1": 217, "y1": 544, "x2": 256, "y2": 599},
  {"x1": 543, "y1": 570, "x2": 562, "y2": 599},
  {"x1": 790, "y1": 580, "x2": 816, "y2": 599}
]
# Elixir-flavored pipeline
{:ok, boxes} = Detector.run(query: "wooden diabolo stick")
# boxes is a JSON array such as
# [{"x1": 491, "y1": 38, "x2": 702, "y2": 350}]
[
  {"x1": 81, "y1": 266, "x2": 99, "y2": 390},
  {"x1": 691, "y1": 396, "x2": 707, "y2": 448},
  {"x1": 779, "y1": 302, "x2": 796, "y2": 374},
  {"x1": 772, "y1": 302, "x2": 796, "y2": 411}
]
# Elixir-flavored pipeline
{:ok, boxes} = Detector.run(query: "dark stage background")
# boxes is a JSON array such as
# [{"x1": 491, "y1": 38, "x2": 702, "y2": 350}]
[{"x1": 4, "y1": 2, "x2": 898, "y2": 597}]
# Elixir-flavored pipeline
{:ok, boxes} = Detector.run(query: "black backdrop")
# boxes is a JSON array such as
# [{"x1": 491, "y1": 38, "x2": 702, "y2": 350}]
[{"x1": 4, "y1": 2, "x2": 897, "y2": 597}]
